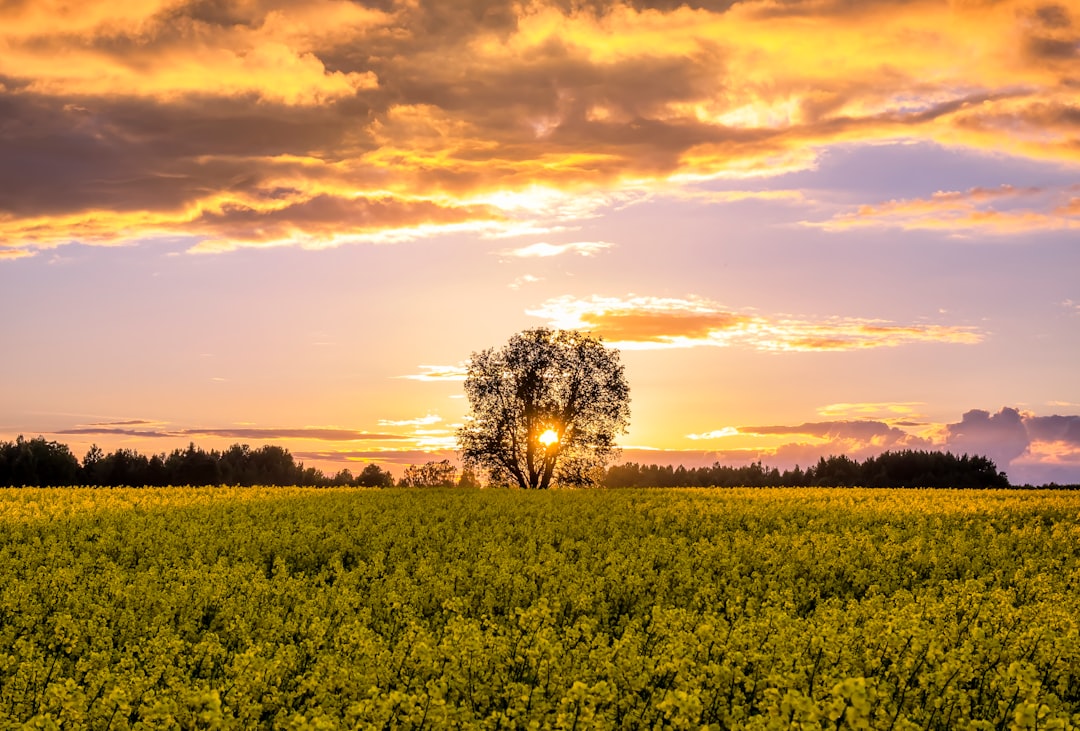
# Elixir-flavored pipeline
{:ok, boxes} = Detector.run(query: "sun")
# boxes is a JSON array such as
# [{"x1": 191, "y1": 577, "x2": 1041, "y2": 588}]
[{"x1": 538, "y1": 429, "x2": 559, "y2": 447}]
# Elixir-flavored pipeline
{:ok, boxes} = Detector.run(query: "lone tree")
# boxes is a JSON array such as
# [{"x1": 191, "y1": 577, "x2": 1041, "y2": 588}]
[{"x1": 457, "y1": 328, "x2": 630, "y2": 489}]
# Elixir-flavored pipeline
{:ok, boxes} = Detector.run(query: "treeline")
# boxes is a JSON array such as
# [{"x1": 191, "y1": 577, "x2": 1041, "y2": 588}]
[
  {"x1": 0, "y1": 436, "x2": 395, "y2": 488},
  {"x1": 604, "y1": 451, "x2": 1013, "y2": 489},
  {"x1": 2, "y1": 436, "x2": 1070, "y2": 489}
]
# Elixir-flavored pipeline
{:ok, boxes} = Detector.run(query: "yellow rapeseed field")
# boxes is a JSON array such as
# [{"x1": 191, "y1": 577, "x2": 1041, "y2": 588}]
[{"x1": 1, "y1": 487, "x2": 1078, "y2": 729}]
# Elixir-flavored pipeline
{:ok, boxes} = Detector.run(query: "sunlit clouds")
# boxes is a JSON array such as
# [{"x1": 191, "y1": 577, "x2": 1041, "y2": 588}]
[
  {"x1": 815, "y1": 403, "x2": 927, "y2": 422},
  {"x1": 0, "y1": 0, "x2": 384, "y2": 103},
  {"x1": 686, "y1": 427, "x2": 739, "y2": 440},
  {"x1": 398, "y1": 365, "x2": 468, "y2": 382},
  {"x1": 2, "y1": 0, "x2": 1078, "y2": 258},
  {"x1": 377, "y1": 414, "x2": 443, "y2": 428},
  {"x1": 808, "y1": 184, "x2": 1080, "y2": 235},
  {"x1": 500, "y1": 241, "x2": 613, "y2": 258},
  {"x1": 529, "y1": 295, "x2": 984, "y2": 351}
]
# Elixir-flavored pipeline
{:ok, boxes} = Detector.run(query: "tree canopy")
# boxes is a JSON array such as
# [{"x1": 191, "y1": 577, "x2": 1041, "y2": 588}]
[
  {"x1": 457, "y1": 328, "x2": 631, "y2": 489},
  {"x1": 603, "y1": 450, "x2": 1012, "y2": 489},
  {"x1": 0, "y1": 436, "x2": 390, "y2": 488}
]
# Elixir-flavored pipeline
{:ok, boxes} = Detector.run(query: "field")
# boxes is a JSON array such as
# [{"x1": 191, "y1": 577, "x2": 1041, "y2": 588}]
[{"x1": 1, "y1": 487, "x2": 1078, "y2": 730}]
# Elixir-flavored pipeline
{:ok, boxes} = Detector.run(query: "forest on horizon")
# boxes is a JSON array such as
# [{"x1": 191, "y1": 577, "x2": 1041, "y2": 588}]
[{"x1": 0, "y1": 434, "x2": 1069, "y2": 489}]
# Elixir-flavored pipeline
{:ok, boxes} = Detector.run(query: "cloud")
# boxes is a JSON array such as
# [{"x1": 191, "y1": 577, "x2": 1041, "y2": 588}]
[
  {"x1": 0, "y1": 0, "x2": 384, "y2": 104},
  {"x1": 529, "y1": 295, "x2": 984, "y2": 351},
  {"x1": 378, "y1": 414, "x2": 443, "y2": 427},
  {"x1": 942, "y1": 407, "x2": 1031, "y2": 468},
  {"x1": 397, "y1": 365, "x2": 469, "y2": 382},
  {"x1": 674, "y1": 189, "x2": 807, "y2": 205},
  {"x1": 500, "y1": 241, "x2": 613, "y2": 258},
  {"x1": 509, "y1": 274, "x2": 543, "y2": 289},
  {"x1": 186, "y1": 195, "x2": 505, "y2": 253},
  {"x1": 294, "y1": 449, "x2": 458, "y2": 467},
  {"x1": 680, "y1": 406, "x2": 1080, "y2": 483},
  {"x1": 815, "y1": 402, "x2": 926, "y2": 420},
  {"x1": 87, "y1": 419, "x2": 160, "y2": 427},
  {"x1": 687, "y1": 427, "x2": 739, "y2": 440},
  {"x1": 2, "y1": 0, "x2": 1077, "y2": 257},
  {"x1": 0, "y1": 248, "x2": 35, "y2": 260},
  {"x1": 806, "y1": 184, "x2": 1080, "y2": 235},
  {"x1": 1024, "y1": 414, "x2": 1080, "y2": 445},
  {"x1": 739, "y1": 420, "x2": 916, "y2": 444},
  {"x1": 56, "y1": 426, "x2": 408, "y2": 441},
  {"x1": 58, "y1": 427, "x2": 176, "y2": 439}
]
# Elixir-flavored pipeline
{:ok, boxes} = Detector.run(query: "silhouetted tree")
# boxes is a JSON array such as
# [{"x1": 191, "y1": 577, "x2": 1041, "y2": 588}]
[
  {"x1": 401, "y1": 459, "x2": 457, "y2": 487},
  {"x1": 457, "y1": 465, "x2": 482, "y2": 488},
  {"x1": 601, "y1": 450, "x2": 1011, "y2": 488},
  {"x1": 458, "y1": 328, "x2": 630, "y2": 489},
  {"x1": 81, "y1": 445, "x2": 105, "y2": 483},
  {"x1": 248, "y1": 445, "x2": 302, "y2": 485},
  {"x1": 356, "y1": 463, "x2": 395, "y2": 487},
  {"x1": 97, "y1": 449, "x2": 153, "y2": 486},
  {"x1": 165, "y1": 443, "x2": 222, "y2": 486},
  {"x1": 0, "y1": 436, "x2": 80, "y2": 486}
]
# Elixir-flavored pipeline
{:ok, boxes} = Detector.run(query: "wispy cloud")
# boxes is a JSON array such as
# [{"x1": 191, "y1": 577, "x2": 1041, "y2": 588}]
[
  {"x1": 500, "y1": 241, "x2": 613, "y2": 258},
  {"x1": 378, "y1": 414, "x2": 443, "y2": 427},
  {"x1": 0, "y1": 249, "x2": 35, "y2": 260},
  {"x1": 739, "y1": 420, "x2": 919, "y2": 444},
  {"x1": 806, "y1": 184, "x2": 1080, "y2": 235},
  {"x1": 816, "y1": 402, "x2": 926, "y2": 421},
  {"x1": 397, "y1": 365, "x2": 468, "y2": 382},
  {"x1": 687, "y1": 427, "x2": 739, "y2": 440},
  {"x1": 529, "y1": 295, "x2": 984, "y2": 351},
  {"x1": 509, "y1": 274, "x2": 543, "y2": 289},
  {"x1": 294, "y1": 449, "x2": 458, "y2": 466},
  {"x1": 57, "y1": 426, "x2": 408, "y2": 441},
  {"x1": 87, "y1": 419, "x2": 161, "y2": 427}
]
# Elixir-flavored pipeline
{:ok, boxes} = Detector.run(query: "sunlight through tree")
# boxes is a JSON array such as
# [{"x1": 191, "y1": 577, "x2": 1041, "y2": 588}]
[{"x1": 457, "y1": 328, "x2": 630, "y2": 489}]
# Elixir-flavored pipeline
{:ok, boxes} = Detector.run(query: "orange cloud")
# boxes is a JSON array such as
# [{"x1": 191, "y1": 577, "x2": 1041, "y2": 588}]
[
  {"x1": 816, "y1": 402, "x2": 927, "y2": 423},
  {"x1": 1, "y1": 0, "x2": 1077, "y2": 257},
  {"x1": 808, "y1": 184, "x2": 1080, "y2": 235},
  {"x1": 0, "y1": 0, "x2": 384, "y2": 104},
  {"x1": 529, "y1": 295, "x2": 984, "y2": 351}
]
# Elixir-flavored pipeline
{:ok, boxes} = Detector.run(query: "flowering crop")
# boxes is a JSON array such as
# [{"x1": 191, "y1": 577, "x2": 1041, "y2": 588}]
[{"x1": 1, "y1": 487, "x2": 1078, "y2": 729}]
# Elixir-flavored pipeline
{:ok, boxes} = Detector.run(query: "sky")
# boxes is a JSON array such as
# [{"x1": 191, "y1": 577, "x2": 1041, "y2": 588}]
[{"x1": 1, "y1": 0, "x2": 1078, "y2": 485}]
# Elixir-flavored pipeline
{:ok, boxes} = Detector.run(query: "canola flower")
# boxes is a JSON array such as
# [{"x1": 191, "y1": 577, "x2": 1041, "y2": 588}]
[{"x1": 0, "y1": 486, "x2": 1078, "y2": 729}]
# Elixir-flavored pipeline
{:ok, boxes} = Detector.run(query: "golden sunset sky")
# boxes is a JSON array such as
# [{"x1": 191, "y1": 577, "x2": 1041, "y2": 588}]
[{"x1": 2, "y1": 0, "x2": 1078, "y2": 483}]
